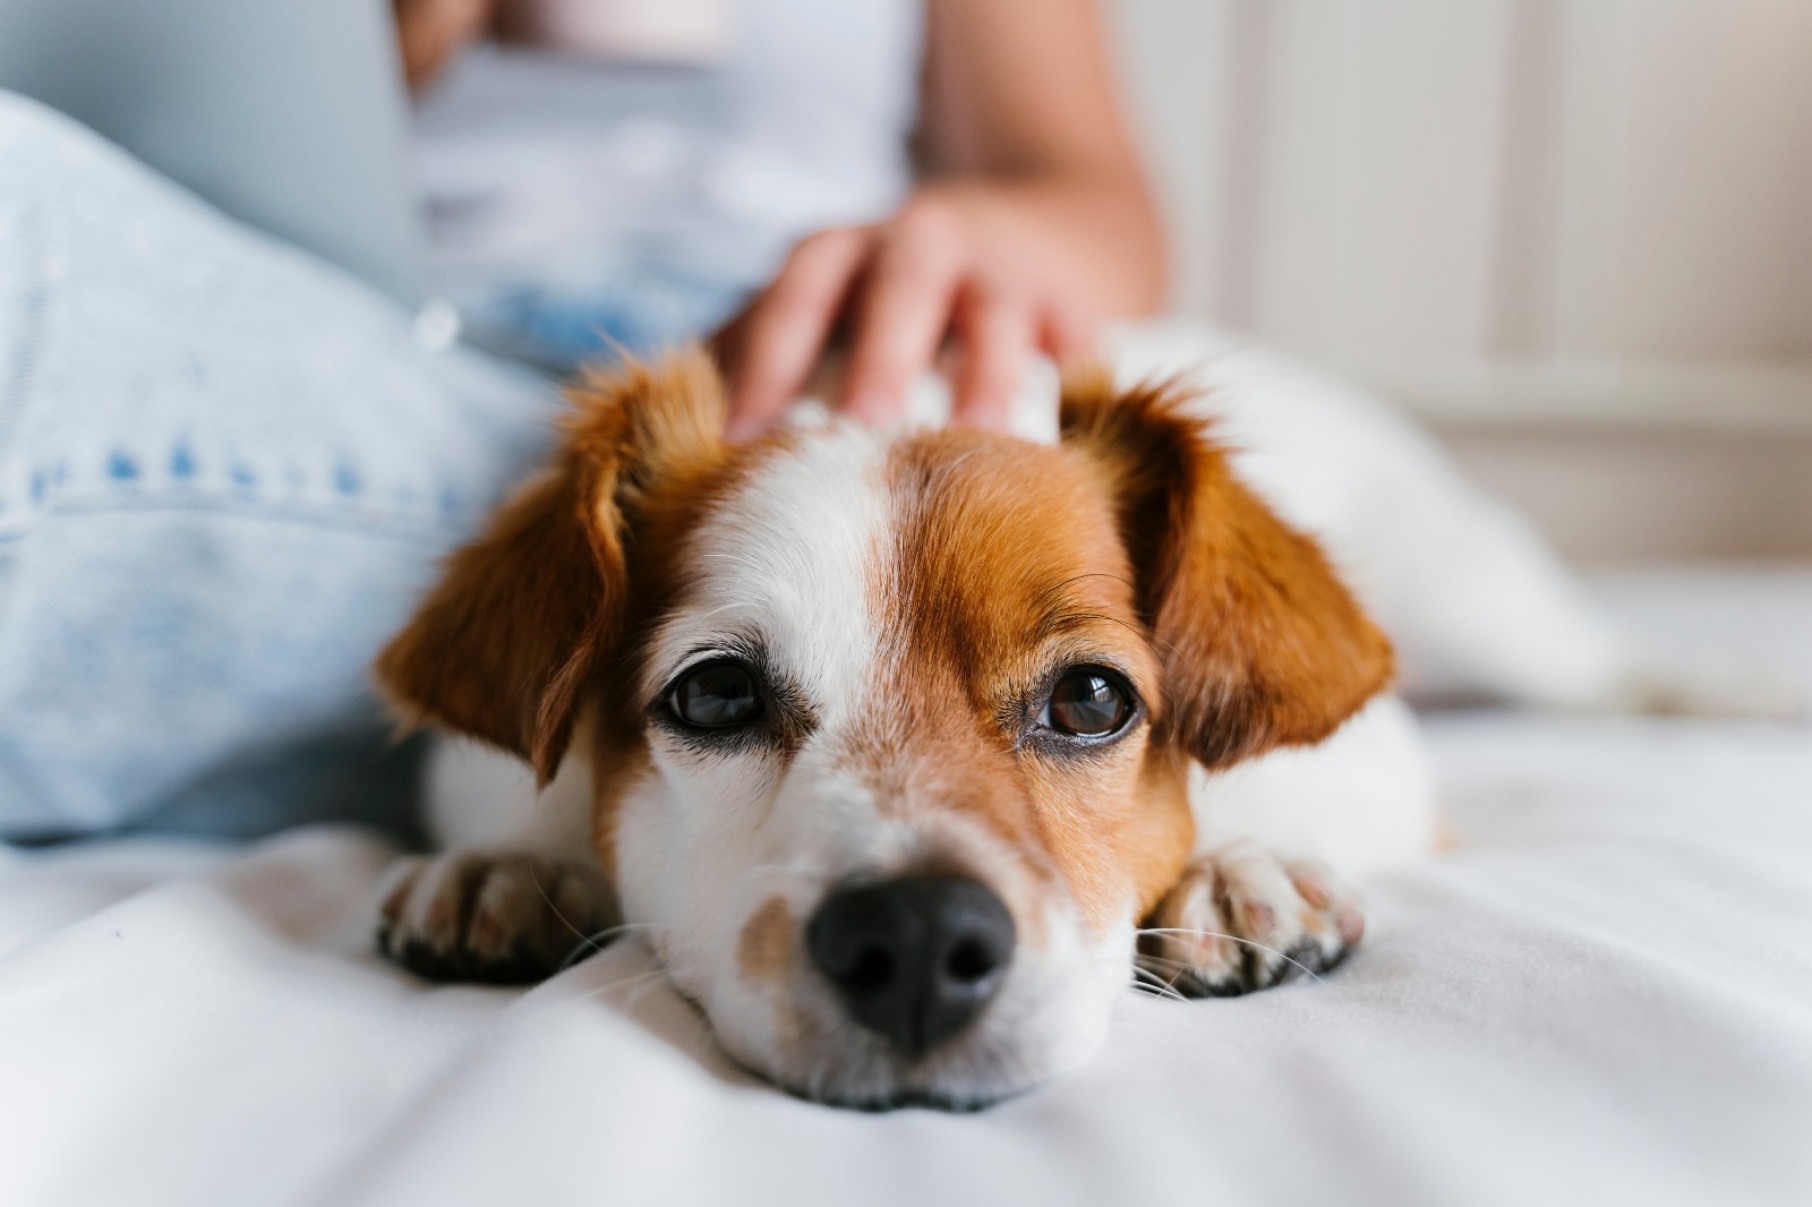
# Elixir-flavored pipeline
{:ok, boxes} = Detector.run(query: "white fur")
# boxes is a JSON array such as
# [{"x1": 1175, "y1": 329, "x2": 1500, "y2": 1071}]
[
  {"x1": 637, "y1": 425, "x2": 888, "y2": 716},
  {"x1": 417, "y1": 392, "x2": 1444, "y2": 1103},
  {"x1": 1191, "y1": 695, "x2": 1437, "y2": 877},
  {"x1": 617, "y1": 423, "x2": 895, "y2": 1015},
  {"x1": 811, "y1": 321, "x2": 1792, "y2": 716},
  {"x1": 607, "y1": 424, "x2": 1130, "y2": 1105},
  {"x1": 424, "y1": 720, "x2": 593, "y2": 855},
  {"x1": 421, "y1": 319, "x2": 1773, "y2": 1106}
]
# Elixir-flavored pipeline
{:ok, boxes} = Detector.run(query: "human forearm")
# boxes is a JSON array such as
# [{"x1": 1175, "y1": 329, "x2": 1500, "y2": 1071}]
[{"x1": 917, "y1": 0, "x2": 1164, "y2": 318}]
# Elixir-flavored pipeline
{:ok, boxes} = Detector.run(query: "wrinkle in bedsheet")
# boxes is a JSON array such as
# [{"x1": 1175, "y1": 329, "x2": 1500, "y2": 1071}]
[{"x1": 1, "y1": 569, "x2": 1810, "y2": 1207}]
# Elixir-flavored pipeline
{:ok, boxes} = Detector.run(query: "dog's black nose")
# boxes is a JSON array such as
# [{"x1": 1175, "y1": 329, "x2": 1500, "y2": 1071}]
[{"x1": 806, "y1": 874, "x2": 1016, "y2": 1061}]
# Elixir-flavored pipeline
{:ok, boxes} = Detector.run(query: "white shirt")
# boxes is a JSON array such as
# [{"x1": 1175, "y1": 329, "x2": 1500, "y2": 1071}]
[{"x1": 411, "y1": 0, "x2": 921, "y2": 315}]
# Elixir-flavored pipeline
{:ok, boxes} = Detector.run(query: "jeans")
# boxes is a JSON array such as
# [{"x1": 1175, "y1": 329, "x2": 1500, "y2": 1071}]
[
  {"x1": 454, "y1": 267, "x2": 751, "y2": 376},
  {"x1": 0, "y1": 93, "x2": 567, "y2": 842}
]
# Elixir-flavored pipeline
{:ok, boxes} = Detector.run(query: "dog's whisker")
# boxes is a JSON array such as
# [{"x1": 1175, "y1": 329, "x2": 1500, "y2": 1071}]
[
  {"x1": 1040, "y1": 570, "x2": 1139, "y2": 598},
  {"x1": 526, "y1": 867, "x2": 611, "y2": 966},
  {"x1": 555, "y1": 920, "x2": 673, "y2": 971},
  {"x1": 526, "y1": 866, "x2": 672, "y2": 971},
  {"x1": 1129, "y1": 964, "x2": 1190, "y2": 1003},
  {"x1": 1065, "y1": 952, "x2": 1195, "y2": 1000},
  {"x1": 583, "y1": 920, "x2": 672, "y2": 940},
  {"x1": 569, "y1": 968, "x2": 670, "y2": 1004},
  {"x1": 1130, "y1": 951, "x2": 1192, "y2": 969},
  {"x1": 1131, "y1": 978, "x2": 1189, "y2": 1006},
  {"x1": 1137, "y1": 927, "x2": 1328, "y2": 984},
  {"x1": 587, "y1": 974, "x2": 671, "y2": 1010},
  {"x1": 531, "y1": 964, "x2": 670, "y2": 1008},
  {"x1": 620, "y1": 970, "x2": 677, "y2": 1015}
]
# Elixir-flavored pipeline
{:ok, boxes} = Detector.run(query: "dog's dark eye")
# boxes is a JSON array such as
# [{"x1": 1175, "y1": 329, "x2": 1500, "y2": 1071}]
[
  {"x1": 671, "y1": 662, "x2": 762, "y2": 729},
  {"x1": 1043, "y1": 668, "x2": 1132, "y2": 737}
]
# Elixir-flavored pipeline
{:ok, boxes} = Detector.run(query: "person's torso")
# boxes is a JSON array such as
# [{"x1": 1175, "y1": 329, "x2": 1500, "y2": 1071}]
[{"x1": 412, "y1": 0, "x2": 922, "y2": 307}]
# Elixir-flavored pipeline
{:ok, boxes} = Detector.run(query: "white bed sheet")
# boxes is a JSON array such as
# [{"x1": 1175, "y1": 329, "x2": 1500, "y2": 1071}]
[{"x1": 2, "y1": 566, "x2": 1809, "y2": 1207}]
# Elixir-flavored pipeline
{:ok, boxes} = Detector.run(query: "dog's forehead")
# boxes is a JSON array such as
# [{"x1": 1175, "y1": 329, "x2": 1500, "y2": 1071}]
[
  {"x1": 643, "y1": 423, "x2": 1143, "y2": 705},
  {"x1": 643, "y1": 424, "x2": 890, "y2": 712},
  {"x1": 884, "y1": 430, "x2": 1141, "y2": 646}
]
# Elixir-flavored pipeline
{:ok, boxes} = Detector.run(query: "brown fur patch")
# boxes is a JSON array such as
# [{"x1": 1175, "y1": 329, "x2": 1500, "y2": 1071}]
[
  {"x1": 373, "y1": 462, "x2": 608, "y2": 782},
  {"x1": 737, "y1": 895, "x2": 795, "y2": 985},
  {"x1": 845, "y1": 372, "x2": 1392, "y2": 933},
  {"x1": 1059, "y1": 370, "x2": 1395, "y2": 770},
  {"x1": 375, "y1": 349, "x2": 783, "y2": 882},
  {"x1": 378, "y1": 352, "x2": 1390, "y2": 954},
  {"x1": 845, "y1": 431, "x2": 1196, "y2": 932},
  {"x1": 375, "y1": 349, "x2": 733, "y2": 780}
]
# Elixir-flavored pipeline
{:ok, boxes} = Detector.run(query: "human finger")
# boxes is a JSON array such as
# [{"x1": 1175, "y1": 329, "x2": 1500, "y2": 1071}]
[
  {"x1": 839, "y1": 199, "x2": 967, "y2": 425},
  {"x1": 722, "y1": 226, "x2": 872, "y2": 440},
  {"x1": 949, "y1": 279, "x2": 1035, "y2": 432}
]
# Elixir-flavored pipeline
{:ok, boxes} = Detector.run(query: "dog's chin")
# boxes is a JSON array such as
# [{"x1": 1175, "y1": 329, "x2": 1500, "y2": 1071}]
[
  {"x1": 786, "y1": 1084, "x2": 1025, "y2": 1114},
  {"x1": 726, "y1": 1035, "x2": 1066, "y2": 1114},
  {"x1": 704, "y1": 973, "x2": 1123, "y2": 1113}
]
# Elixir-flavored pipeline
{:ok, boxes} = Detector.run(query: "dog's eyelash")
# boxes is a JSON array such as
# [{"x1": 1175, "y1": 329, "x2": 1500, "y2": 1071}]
[
  {"x1": 648, "y1": 644, "x2": 818, "y2": 754},
  {"x1": 1006, "y1": 659, "x2": 1146, "y2": 755},
  {"x1": 665, "y1": 638, "x2": 765, "y2": 684},
  {"x1": 646, "y1": 635, "x2": 767, "y2": 716}
]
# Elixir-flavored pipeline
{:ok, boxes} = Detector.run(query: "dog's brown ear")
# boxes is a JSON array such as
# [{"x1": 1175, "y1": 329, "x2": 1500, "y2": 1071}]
[
  {"x1": 375, "y1": 350, "x2": 726, "y2": 784},
  {"x1": 1061, "y1": 371, "x2": 1393, "y2": 770}
]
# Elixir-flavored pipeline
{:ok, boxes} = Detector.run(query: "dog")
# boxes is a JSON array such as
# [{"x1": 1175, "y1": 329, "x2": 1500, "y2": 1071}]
[{"x1": 371, "y1": 347, "x2": 1441, "y2": 1109}]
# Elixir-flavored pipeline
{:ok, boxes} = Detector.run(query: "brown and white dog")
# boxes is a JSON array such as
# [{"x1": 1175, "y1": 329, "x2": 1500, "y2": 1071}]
[{"x1": 372, "y1": 349, "x2": 1437, "y2": 1109}]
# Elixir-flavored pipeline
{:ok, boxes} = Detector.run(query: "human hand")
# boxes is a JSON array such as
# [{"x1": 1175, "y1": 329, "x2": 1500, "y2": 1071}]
[{"x1": 714, "y1": 186, "x2": 1095, "y2": 441}]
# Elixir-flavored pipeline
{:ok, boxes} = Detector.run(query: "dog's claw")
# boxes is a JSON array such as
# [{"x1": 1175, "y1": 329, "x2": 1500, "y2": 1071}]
[
  {"x1": 1137, "y1": 842, "x2": 1363, "y2": 998},
  {"x1": 376, "y1": 851, "x2": 616, "y2": 984}
]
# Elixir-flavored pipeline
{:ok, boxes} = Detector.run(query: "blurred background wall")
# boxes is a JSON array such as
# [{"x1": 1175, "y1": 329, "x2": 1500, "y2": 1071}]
[{"x1": 1107, "y1": 0, "x2": 1812, "y2": 562}]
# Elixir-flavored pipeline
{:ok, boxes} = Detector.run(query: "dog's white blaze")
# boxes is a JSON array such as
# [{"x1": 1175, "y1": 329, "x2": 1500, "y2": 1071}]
[
  {"x1": 608, "y1": 423, "x2": 1141, "y2": 1105},
  {"x1": 640, "y1": 425, "x2": 888, "y2": 719},
  {"x1": 617, "y1": 425, "x2": 896, "y2": 1030}
]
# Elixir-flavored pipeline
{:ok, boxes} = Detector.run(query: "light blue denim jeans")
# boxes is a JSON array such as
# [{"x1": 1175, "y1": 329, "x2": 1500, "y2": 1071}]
[
  {"x1": 0, "y1": 94, "x2": 595, "y2": 843},
  {"x1": 453, "y1": 269, "x2": 751, "y2": 377}
]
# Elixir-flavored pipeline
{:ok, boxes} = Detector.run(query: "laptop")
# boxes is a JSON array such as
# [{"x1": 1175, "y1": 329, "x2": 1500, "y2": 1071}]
[{"x1": 0, "y1": 0, "x2": 427, "y2": 306}]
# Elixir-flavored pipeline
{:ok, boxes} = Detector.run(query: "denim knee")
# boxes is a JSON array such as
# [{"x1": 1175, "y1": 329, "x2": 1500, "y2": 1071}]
[{"x1": 0, "y1": 89, "x2": 563, "y2": 839}]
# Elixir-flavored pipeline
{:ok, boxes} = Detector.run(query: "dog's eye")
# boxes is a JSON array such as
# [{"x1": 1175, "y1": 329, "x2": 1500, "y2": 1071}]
[
  {"x1": 671, "y1": 662, "x2": 762, "y2": 729},
  {"x1": 1043, "y1": 668, "x2": 1133, "y2": 738}
]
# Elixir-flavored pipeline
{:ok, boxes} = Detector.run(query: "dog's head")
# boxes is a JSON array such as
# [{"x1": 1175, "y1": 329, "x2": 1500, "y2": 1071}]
[{"x1": 378, "y1": 351, "x2": 1390, "y2": 1108}]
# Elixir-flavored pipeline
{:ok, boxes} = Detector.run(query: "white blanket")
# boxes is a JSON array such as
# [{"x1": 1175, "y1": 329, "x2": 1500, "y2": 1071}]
[{"x1": 3, "y1": 566, "x2": 1809, "y2": 1207}]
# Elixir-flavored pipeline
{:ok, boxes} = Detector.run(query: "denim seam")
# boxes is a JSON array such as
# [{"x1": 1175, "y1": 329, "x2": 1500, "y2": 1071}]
[{"x1": 0, "y1": 489, "x2": 471, "y2": 546}]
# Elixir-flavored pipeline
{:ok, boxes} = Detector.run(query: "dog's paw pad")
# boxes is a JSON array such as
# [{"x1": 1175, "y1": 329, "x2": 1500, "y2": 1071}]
[
  {"x1": 376, "y1": 852, "x2": 613, "y2": 984},
  {"x1": 1138, "y1": 842, "x2": 1362, "y2": 998}
]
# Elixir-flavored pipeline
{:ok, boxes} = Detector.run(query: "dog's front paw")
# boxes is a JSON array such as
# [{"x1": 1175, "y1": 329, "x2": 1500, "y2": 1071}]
[
  {"x1": 377, "y1": 851, "x2": 616, "y2": 984},
  {"x1": 1139, "y1": 842, "x2": 1364, "y2": 998}
]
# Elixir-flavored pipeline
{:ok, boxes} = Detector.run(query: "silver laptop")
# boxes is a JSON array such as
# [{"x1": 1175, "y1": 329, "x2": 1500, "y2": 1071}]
[{"x1": 0, "y1": 0, "x2": 427, "y2": 306}]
